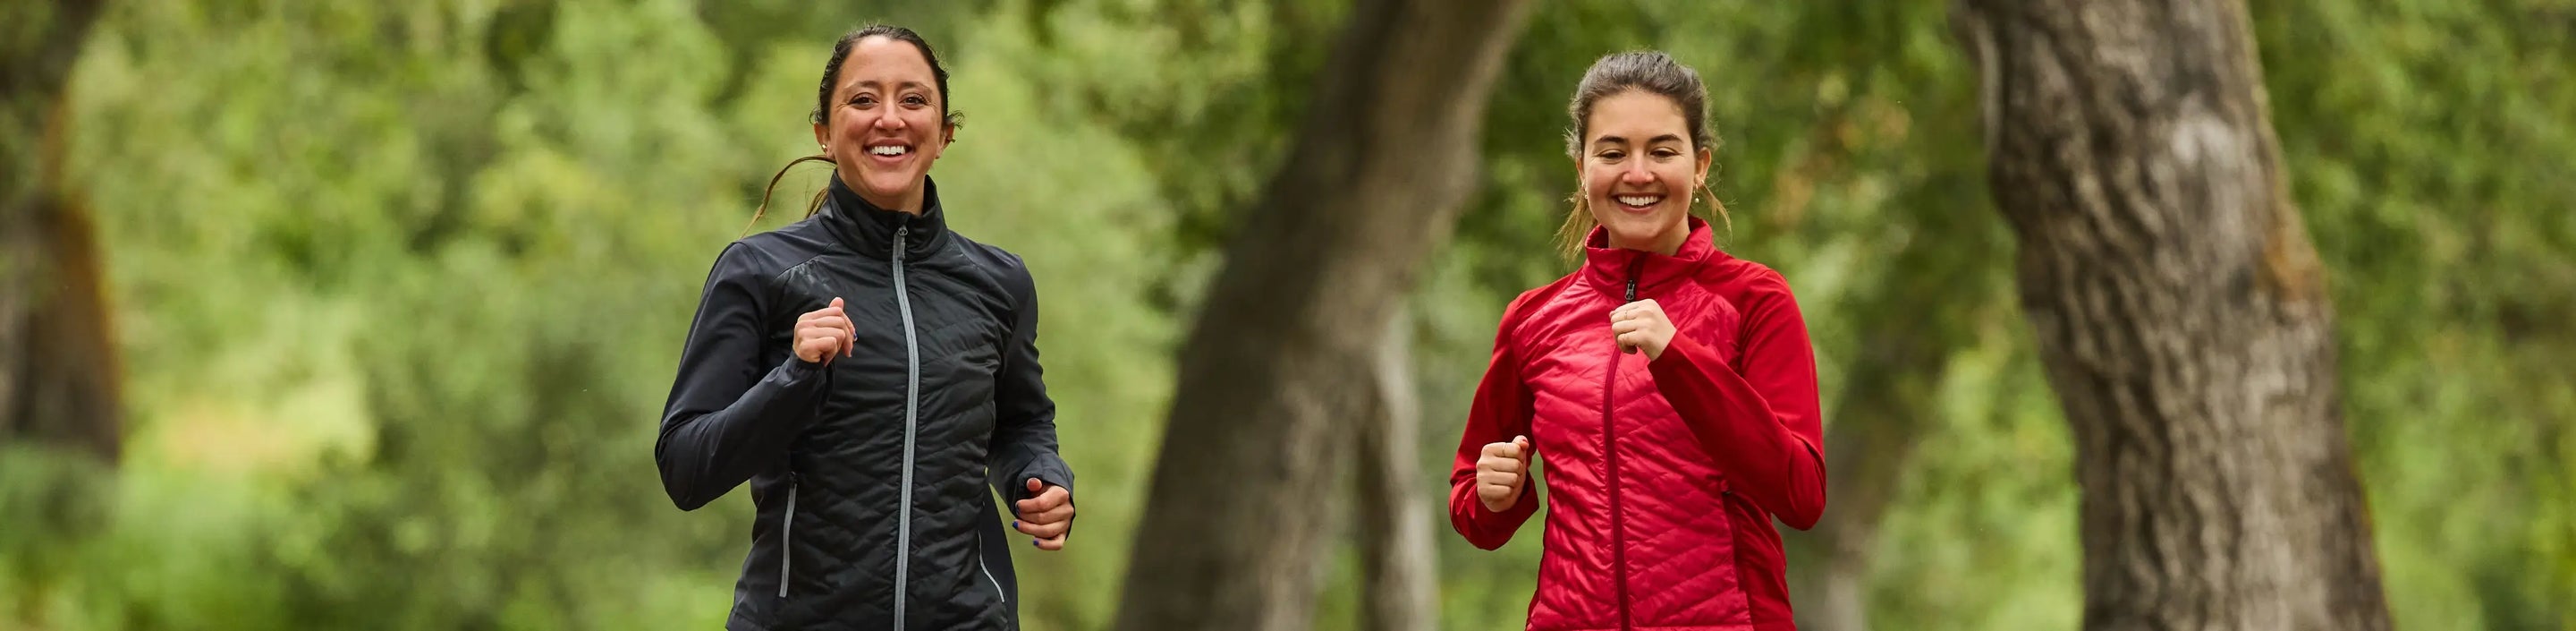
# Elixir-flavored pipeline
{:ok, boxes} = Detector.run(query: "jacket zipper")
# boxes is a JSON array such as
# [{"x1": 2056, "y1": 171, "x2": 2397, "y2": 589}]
[
  {"x1": 892, "y1": 226, "x2": 921, "y2": 631},
  {"x1": 1606, "y1": 263, "x2": 1643, "y2": 630},
  {"x1": 779, "y1": 472, "x2": 799, "y2": 598},
  {"x1": 977, "y1": 524, "x2": 1007, "y2": 604}
]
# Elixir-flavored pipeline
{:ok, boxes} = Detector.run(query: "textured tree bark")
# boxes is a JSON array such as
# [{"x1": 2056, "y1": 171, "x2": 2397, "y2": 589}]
[
  {"x1": 1353, "y1": 311, "x2": 1434, "y2": 631},
  {"x1": 1109, "y1": 0, "x2": 1532, "y2": 628},
  {"x1": 2, "y1": 0, "x2": 120, "y2": 461},
  {"x1": 1950, "y1": 0, "x2": 2392, "y2": 629}
]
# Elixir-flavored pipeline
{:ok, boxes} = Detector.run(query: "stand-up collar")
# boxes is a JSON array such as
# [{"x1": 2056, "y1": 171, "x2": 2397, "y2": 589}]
[
  {"x1": 819, "y1": 175, "x2": 950, "y2": 261},
  {"x1": 1580, "y1": 217, "x2": 1726, "y2": 300}
]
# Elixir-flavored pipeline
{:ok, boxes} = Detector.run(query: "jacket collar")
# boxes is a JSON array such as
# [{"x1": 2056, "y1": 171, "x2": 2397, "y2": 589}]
[
  {"x1": 1580, "y1": 217, "x2": 1725, "y2": 300},
  {"x1": 819, "y1": 175, "x2": 950, "y2": 261}
]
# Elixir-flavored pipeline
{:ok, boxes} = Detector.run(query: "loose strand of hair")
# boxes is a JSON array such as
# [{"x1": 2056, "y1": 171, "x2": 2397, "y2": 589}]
[
  {"x1": 1556, "y1": 191, "x2": 1595, "y2": 262},
  {"x1": 744, "y1": 154, "x2": 835, "y2": 237},
  {"x1": 1699, "y1": 182, "x2": 1733, "y2": 244},
  {"x1": 1554, "y1": 183, "x2": 1735, "y2": 263}
]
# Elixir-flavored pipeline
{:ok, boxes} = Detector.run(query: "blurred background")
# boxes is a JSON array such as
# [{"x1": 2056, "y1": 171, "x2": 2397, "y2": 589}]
[{"x1": 2, "y1": 0, "x2": 2570, "y2": 629}]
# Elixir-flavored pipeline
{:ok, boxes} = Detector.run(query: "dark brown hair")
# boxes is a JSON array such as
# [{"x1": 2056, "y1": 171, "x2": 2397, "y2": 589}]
[
  {"x1": 746, "y1": 24, "x2": 962, "y2": 234},
  {"x1": 1555, "y1": 50, "x2": 1731, "y2": 260}
]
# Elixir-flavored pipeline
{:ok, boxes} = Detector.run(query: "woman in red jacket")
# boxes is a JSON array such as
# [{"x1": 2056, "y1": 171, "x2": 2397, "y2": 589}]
[{"x1": 1449, "y1": 50, "x2": 1827, "y2": 631}]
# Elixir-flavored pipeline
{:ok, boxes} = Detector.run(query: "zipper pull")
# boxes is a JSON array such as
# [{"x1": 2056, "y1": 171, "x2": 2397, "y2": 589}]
[
  {"x1": 1621, "y1": 258, "x2": 1642, "y2": 354},
  {"x1": 1623, "y1": 255, "x2": 1645, "y2": 302}
]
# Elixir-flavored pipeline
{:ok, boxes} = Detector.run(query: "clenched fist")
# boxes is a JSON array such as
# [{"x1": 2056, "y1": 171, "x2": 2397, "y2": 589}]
[
  {"x1": 794, "y1": 297, "x2": 857, "y2": 364},
  {"x1": 1610, "y1": 299, "x2": 1674, "y2": 360},
  {"x1": 1476, "y1": 435, "x2": 1533, "y2": 512},
  {"x1": 1012, "y1": 478, "x2": 1074, "y2": 550}
]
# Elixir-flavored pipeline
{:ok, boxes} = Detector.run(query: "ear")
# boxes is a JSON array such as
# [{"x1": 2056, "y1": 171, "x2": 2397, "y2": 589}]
[
  {"x1": 812, "y1": 121, "x2": 829, "y2": 154},
  {"x1": 1694, "y1": 146, "x2": 1714, "y2": 186}
]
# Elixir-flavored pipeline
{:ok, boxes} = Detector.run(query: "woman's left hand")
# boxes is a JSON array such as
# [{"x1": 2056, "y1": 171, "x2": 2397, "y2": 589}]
[
  {"x1": 1013, "y1": 478, "x2": 1074, "y2": 550},
  {"x1": 1612, "y1": 299, "x2": 1675, "y2": 361}
]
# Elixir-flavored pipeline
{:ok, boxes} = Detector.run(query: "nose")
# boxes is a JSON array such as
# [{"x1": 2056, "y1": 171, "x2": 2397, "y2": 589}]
[
  {"x1": 871, "y1": 107, "x2": 907, "y2": 131},
  {"x1": 1620, "y1": 160, "x2": 1654, "y2": 186}
]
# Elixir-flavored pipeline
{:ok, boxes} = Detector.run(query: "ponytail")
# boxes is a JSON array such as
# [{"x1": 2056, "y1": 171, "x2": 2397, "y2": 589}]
[{"x1": 742, "y1": 155, "x2": 835, "y2": 237}]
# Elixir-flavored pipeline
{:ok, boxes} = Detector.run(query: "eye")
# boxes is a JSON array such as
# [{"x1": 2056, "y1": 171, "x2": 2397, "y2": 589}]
[
  {"x1": 850, "y1": 93, "x2": 875, "y2": 107},
  {"x1": 1651, "y1": 148, "x2": 1682, "y2": 158},
  {"x1": 1597, "y1": 149, "x2": 1626, "y2": 161},
  {"x1": 902, "y1": 94, "x2": 928, "y2": 107}
]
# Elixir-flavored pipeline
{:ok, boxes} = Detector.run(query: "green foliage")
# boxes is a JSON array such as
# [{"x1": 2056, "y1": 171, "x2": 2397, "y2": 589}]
[
  {"x1": 2256, "y1": 0, "x2": 2576, "y2": 627},
  {"x1": 21, "y1": 1, "x2": 1169, "y2": 629}
]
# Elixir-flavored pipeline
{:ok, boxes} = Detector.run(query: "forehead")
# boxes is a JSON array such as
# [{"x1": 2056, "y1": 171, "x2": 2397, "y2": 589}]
[
  {"x1": 835, "y1": 37, "x2": 936, "y2": 92},
  {"x1": 1585, "y1": 90, "x2": 1690, "y2": 141}
]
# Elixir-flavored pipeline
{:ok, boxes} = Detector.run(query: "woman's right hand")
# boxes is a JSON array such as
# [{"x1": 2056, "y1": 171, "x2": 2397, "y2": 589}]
[
  {"x1": 1475, "y1": 435, "x2": 1533, "y2": 512},
  {"x1": 794, "y1": 297, "x2": 858, "y2": 364}
]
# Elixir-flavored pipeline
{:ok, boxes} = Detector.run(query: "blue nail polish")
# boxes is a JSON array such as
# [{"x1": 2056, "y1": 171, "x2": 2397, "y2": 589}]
[
  {"x1": 1030, "y1": 539, "x2": 1039, "y2": 547},
  {"x1": 1013, "y1": 520, "x2": 1021, "y2": 529}
]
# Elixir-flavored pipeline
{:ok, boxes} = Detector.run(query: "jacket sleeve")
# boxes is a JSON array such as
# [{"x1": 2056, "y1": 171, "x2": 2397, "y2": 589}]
[
  {"x1": 1646, "y1": 279, "x2": 1827, "y2": 530},
  {"x1": 1448, "y1": 296, "x2": 1542, "y2": 550},
  {"x1": 656, "y1": 243, "x2": 829, "y2": 511},
  {"x1": 989, "y1": 261, "x2": 1072, "y2": 509}
]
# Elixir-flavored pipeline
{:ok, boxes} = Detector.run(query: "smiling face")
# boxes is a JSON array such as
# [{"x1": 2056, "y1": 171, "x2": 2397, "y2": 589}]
[
  {"x1": 1578, "y1": 90, "x2": 1711, "y2": 255},
  {"x1": 810, "y1": 36, "x2": 953, "y2": 214}
]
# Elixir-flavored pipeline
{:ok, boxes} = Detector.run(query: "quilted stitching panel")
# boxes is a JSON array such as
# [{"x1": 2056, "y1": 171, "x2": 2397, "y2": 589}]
[
  {"x1": 768, "y1": 256, "x2": 1015, "y2": 630},
  {"x1": 1509, "y1": 266, "x2": 1762, "y2": 630},
  {"x1": 1614, "y1": 374, "x2": 1743, "y2": 626},
  {"x1": 1623, "y1": 277, "x2": 1749, "y2": 626},
  {"x1": 1526, "y1": 341, "x2": 1616, "y2": 630}
]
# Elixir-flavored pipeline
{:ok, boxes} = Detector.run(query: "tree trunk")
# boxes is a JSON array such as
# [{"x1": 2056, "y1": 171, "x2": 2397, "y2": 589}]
[
  {"x1": 1951, "y1": 1, "x2": 2392, "y2": 629},
  {"x1": 1788, "y1": 326, "x2": 1947, "y2": 631},
  {"x1": 1353, "y1": 310, "x2": 1434, "y2": 631},
  {"x1": 1786, "y1": 212, "x2": 2002, "y2": 631},
  {"x1": 2, "y1": 0, "x2": 120, "y2": 461},
  {"x1": 1109, "y1": 0, "x2": 1532, "y2": 629}
]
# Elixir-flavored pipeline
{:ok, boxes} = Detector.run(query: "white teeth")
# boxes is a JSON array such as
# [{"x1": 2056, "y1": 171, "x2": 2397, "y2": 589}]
[
  {"x1": 1615, "y1": 195, "x2": 1661, "y2": 207},
  {"x1": 869, "y1": 145, "x2": 908, "y2": 156}
]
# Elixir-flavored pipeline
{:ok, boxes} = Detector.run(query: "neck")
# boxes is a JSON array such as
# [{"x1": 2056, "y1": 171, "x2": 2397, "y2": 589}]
[
  {"x1": 842, "y1": 172, "x2": 925, "y2": 216},
  {"x1": 1607, "y1": 221, "x2": 1688, "y2": 256}
]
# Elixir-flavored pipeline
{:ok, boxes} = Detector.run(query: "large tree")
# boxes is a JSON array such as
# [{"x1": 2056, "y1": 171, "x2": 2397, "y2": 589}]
[
  {"x1": 1352, "y1": 311, "x2": 1435, "y2": 631},
  {"x1": 1, "y1": 0, "x2": 118, "y2": 460},
  {"x1": 1790, "y1": 221, "x2": 2001, "y2": 631},
  {"x1": 1951, "y1": 0, "x2": 2393, "y2": 628},
  {"x1": 1109, "y1": 0, "x2": 1533, "y2": 629}
]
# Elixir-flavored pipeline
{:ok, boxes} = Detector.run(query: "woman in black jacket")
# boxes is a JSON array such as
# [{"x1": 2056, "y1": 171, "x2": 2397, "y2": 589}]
[{"x1": 656, "y1": 24, "x2": 1074, "y2": 631}]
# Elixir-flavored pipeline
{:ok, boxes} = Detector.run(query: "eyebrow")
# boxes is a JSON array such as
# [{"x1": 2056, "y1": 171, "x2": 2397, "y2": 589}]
[
  {"x1": 1591, "y1": 133, "x2": 1688, "y2": 147},
  {"x1": 849, "y1": 80, "x2": 932, "y2": 92}
]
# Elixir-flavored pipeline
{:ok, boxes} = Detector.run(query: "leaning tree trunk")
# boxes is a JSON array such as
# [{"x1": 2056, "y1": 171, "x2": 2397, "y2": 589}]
[
  {"x1": 1787, "y1": 334, "x2": 1943, "y2": 631},
  {"x1": 1109, "y1": 0, "x2": 1533, "y2": 629},
  {"x1": 2, "y1": 0, "x2": 120, "y2": 460},
  {"x1": 1788, "y1": 266, "x2": 1978, "y2": 631},
  {"x1": 1790, "y1": 150, "x2": 2011, "y2": 631},
  {"x1": 1352, "y1": 310, "x2": 1435, "y2": 631},
  {"x1": 4, "y1": 2, "x2": 120, "y2": 625},
  {"x1": 1951, "y1": 1, "x2": 2392, "y2": 629}
]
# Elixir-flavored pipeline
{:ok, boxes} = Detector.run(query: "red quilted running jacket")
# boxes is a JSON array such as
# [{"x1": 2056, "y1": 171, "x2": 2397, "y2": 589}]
[{"x1": 1449, "y1": 218, "x2": 1826, "y2": 631}]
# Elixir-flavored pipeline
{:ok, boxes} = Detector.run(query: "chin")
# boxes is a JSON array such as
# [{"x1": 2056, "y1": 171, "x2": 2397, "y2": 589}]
[
  {"x1": 1603, "y1": 217, "x2": 1663, "y2": 239},
  {"x1": 862, "y1": 174, "x2": 916, "y2": 197}
]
